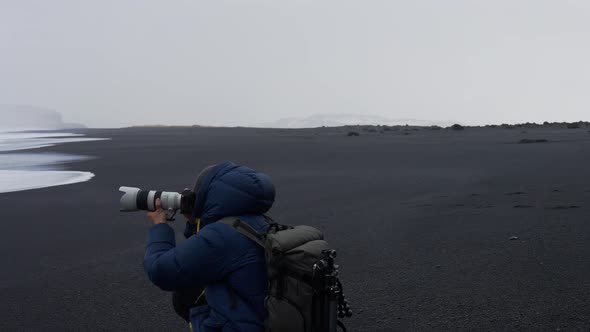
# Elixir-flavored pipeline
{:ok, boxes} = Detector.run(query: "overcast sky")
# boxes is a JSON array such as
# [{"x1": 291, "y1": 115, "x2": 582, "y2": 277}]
[{"x1": 2, "y1": 1, "x2": 590, "y2": 128}]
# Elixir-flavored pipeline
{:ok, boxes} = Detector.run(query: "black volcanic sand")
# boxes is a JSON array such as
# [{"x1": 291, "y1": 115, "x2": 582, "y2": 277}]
[{"x1": 1, "y1": 126, "x2": 590, "y2": 331}]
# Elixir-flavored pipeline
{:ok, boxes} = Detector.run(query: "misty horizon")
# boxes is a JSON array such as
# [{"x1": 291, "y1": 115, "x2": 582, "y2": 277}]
[
  {"x1": 3, "y1": 1, "x2": 590, "y2": 128},
  {"x1": 4, "y1": 104, "x2": 590, "y2": 131}
]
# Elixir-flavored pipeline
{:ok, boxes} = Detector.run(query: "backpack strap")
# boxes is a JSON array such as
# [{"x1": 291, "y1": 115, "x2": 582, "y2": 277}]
[
  {"x1": 262, "y1": 214, "x2": 274, "y2": 224},
  {"x1": 218, "y1": 217, "x2": 265, "y2": 247}
]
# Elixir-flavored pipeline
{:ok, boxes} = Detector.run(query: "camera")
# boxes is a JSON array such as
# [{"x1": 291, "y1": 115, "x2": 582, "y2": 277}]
[{"x1": 119, "y1": 186, "x2": 196, "y2": 214}]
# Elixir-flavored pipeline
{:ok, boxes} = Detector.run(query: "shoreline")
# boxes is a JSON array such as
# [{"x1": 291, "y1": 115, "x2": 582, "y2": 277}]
[{"x1": 0, "y1": 132, "x2": 109, "y2": 193}]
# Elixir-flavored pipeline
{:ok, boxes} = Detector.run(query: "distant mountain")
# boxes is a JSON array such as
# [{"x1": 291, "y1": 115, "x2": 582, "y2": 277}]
[
  {"x1": 0, "y1": 105, "x2": 86, "y2": 132},
  {"x1": 260, "y1": 114, "x2": 455, "y2": 128}
]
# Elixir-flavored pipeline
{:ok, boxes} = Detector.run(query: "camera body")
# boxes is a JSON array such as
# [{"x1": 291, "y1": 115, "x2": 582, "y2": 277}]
[{"x1": 119, "y1": 186, "x2": 196, "y2": 214}]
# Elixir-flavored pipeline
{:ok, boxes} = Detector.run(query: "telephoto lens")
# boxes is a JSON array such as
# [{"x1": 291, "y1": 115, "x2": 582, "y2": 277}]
[{"x1": 119, "y1": 186, "x2": 195, "y2": 214}]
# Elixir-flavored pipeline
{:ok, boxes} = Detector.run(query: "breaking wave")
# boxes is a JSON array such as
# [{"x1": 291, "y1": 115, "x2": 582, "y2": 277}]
[{"x1": 0, "y1": 132, "x2": 108, "y2": 193}]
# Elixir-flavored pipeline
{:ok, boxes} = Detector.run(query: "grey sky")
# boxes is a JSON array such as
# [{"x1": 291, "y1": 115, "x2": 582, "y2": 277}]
[{"x1": 2, "y1": 1, "x2": 590, "y2": 128}]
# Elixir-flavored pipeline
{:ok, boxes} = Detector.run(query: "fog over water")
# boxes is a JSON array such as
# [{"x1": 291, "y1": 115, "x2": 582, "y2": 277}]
[{"x1": 3, "y1": 2, "x2": 590, "y2": 127}]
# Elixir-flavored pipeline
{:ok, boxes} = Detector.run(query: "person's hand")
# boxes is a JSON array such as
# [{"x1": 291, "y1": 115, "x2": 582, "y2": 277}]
[{"x1": 147, "y1": 198, "x2": 167, "y2": 225}]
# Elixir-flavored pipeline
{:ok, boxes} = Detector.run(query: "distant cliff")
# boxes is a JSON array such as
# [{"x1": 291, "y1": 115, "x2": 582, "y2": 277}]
[{"x1": 0, "y1": 105, "x2": 86, "y2": 131}]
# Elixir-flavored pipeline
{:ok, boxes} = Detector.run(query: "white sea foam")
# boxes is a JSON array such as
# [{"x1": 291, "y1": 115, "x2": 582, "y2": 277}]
[
  {"x1": 0, "y1": 132, "x2": 106, "y2": 152},
  {"x1": 0, "y1": 132, "x2": 82, "y2": 139},
  {"x1": 0, "y1": 132, "x2": 108, "y2": 193},
  {"x1": 0, "y1": 170, "x2": 95, "y2": 193},
  {"x1": 0, "y1": 153, "x2": 91, "y2": 170}
]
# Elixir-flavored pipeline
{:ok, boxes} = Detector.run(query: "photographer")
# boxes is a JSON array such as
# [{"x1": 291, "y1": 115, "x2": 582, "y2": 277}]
[{"x1": 143, "y1": 162, "x2": 275, "y2": 331}]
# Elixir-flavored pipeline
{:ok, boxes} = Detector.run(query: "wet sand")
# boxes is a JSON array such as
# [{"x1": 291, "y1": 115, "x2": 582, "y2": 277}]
[{"x1": 1, "y1": 126, "x2": 590, "y2": 331}]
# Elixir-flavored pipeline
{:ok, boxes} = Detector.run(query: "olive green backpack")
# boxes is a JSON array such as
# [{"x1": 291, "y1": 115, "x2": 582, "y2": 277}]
[{"x1": 219, "y1": 217, "x2": 352, "y2": 332}]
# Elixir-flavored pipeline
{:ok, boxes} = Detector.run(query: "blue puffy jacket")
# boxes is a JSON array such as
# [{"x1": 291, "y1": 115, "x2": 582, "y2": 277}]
[{"x1": 144, "y1": 162, "x2": 275, "y2": 331}]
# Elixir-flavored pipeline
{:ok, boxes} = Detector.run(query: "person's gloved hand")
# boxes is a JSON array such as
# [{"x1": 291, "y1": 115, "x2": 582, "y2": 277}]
[{"x1": 146, "y1": 198, "x2": 167, "y2": 225}]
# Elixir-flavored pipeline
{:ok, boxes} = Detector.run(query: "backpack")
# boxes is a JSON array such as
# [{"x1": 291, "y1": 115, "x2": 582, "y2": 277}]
[{"x1": 218, "y1": 216, "x2": 352, "y2": 332}]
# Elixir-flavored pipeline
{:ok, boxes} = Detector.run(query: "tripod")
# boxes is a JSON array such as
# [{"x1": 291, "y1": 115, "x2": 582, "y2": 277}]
[{"x1": 312, "y1": 249, "x2": 353, "y2": 332}]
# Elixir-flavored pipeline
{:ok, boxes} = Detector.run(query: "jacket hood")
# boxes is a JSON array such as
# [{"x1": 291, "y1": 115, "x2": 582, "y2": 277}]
[{"x1": 192, "y1": 161, "x2": 275, "y2": 225}]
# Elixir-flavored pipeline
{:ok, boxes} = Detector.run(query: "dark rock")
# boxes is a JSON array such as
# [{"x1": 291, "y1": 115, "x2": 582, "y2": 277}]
[
  {"x1": 347, "y1": 131, "x2": 360, "y2": 137},
  {"x1": 505, "y1": 191, "x2": 527, "y2": 196},
  {"x1": 450, "y1": 124, "x2": 464, "y2": 130},
  {"x1": 509, "y1": 236, "x2": 519, "y2": 240},
  {"x1": 548, "y1": 205, "x2": 580, "y2": 210},
  {"x1": 518, "y1": 138, "x2": 548, "y2": 144}
]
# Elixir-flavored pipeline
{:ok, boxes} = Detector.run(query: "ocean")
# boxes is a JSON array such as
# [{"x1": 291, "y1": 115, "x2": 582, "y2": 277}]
[{"x1": 0, "y1": 131, "x2": 108, "y2": 193}]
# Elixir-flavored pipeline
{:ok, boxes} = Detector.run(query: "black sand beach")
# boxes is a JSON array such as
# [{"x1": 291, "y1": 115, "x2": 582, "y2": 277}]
[{"x1": 1, "y1": 126, "x2": 590, "y2": 331}]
